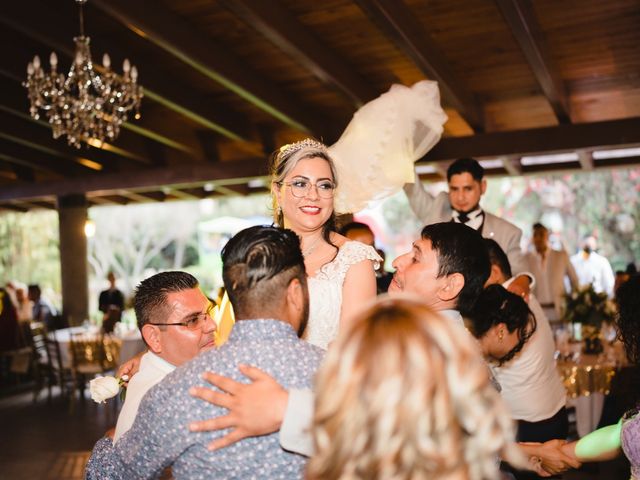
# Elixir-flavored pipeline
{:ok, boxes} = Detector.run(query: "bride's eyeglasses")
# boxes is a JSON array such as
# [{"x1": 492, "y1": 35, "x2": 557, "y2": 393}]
[{"x1": 278, "y1": 177, "x2": 336, "y2": 199}]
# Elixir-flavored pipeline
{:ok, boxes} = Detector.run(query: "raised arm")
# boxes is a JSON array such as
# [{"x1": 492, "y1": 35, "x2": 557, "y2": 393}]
[{"x1": 403, "y1": 172, "x2": 450, "y2": 225}]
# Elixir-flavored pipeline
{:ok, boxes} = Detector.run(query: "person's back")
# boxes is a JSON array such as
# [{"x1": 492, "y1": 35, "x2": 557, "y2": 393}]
[
  {"x1": 132, "y1": 320, "x2": 323, "y2": 478},
  {"x1": 490, "y1": 294, "x2": 566, "y2": 424}
]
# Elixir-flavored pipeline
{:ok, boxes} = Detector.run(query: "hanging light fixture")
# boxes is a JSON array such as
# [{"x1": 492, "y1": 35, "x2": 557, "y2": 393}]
[{"x1": 23, "y1": 0, "x2": 143, "y2": 148}]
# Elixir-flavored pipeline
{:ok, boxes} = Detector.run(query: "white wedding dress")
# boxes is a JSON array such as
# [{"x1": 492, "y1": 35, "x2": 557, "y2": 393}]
[{"x1": 303, "y1": 241, "x2": 381, "y2": 350}]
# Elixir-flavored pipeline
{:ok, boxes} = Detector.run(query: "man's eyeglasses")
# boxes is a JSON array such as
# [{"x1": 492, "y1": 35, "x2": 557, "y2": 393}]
[
  {"x1": 149, "y1": 304, "x2": 215, "y2": 331},
  {"x1": 278, "y1": 178, "x2": 335, "y2": 199}
]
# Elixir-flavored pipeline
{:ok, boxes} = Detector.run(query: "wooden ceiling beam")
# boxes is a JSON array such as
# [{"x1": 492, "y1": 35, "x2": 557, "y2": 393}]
[
  {"x1": 222, "y1": 0, "x2": 378, "y2": 107},
  {"x1": 96, "y1": 195, "x2": 130, "y2": 206},
  {"x1": 355, "y1": 0, "x2": 484, "y2": 131},
  {"x1": 178, "y1": 187, "x2": 213, "y2": 199},
  {"x1": 423, "y1": 117, "x2": 640, "y2": 162},
  {"x1": 10, "y1": 163, "x2": 35, "y2": 182},
  {"x1": 92, "y1": 0, "x2": 334, "y2": 138},
  {"x1": 0, "y1": 143, "x2": 69, "y2": 177},
  {"x1": 0, "y1": 203, "x2": 29, "y2": 212},
  {"x1": 494, "y1": 0, "x2": 571, "y2": 124},
  {"x1": 164, "y1": 188, "x2": 201, "y2": 201},
  {"x1": 23, "y1": 199, "x2": 56, "y2": 210},
  {"x1": 0, "y1": 158, "x2": 268, "y2": 201},
  {"x1": 0, "y1": 111, "x2": 115, "y2": 174}
]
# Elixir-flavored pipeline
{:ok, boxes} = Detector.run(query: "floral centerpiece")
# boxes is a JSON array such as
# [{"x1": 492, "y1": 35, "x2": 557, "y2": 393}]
[{"x1": 562, "y1": 284, "x2": 617, "y2": 354}]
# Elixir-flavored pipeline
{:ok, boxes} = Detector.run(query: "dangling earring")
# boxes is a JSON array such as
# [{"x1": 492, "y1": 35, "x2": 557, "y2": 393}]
[
  {"x1": 277, "y1": 206, "x2": 282, "y2": 217},
  {"x1": 498, "y1": 330, "x2": 504, "y2": 341}
]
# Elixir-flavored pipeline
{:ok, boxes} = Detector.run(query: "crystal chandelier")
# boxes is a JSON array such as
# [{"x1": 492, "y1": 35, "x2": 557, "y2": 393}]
[{"x1": 23, "y1": 0, "x2": 143, "y2": 148}]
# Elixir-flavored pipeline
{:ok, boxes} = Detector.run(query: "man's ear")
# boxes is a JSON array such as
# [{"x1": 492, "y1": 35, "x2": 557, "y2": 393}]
[
  {"x1": 480, "y1": 179, "x2": 487, "y2": 195},
  {"x1": 141, "y1": 324, "x2": 162, "y2": 354},
  {"x1": 437, "y1": 272, "x2": 465, "y2": 302},
  {"x1": 286, "y1": 278, "x2": 304, "y2": 315}
]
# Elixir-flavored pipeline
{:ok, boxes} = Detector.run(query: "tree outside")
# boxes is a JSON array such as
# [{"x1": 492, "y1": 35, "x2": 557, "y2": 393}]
[{"x1": 0, "y1": 166, "x2": 638, "y2": 317}]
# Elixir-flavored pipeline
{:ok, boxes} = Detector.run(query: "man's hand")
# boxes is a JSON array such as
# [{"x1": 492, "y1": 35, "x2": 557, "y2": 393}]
[
  {"x1": 117, "y1": 350, "x2": 145, "y2": 384},
  {"x1": 508, "y1": 274, "x2": 531, "y2": 302},
  {"x1": 188, "y1": 364, "x2": 289, "y2": 451},
  {"x1": 521, "y1": 439, "x2": 582, "y2": 475}
]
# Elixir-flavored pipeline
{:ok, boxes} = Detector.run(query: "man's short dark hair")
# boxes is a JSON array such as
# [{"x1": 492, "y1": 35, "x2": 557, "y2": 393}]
[
  {"x1": 446, "y1": 158, "x2": 484, "y2": 182},
  {"x1": 134, "y1": 271, "x2": 198, "y2": 330},
  {"x1": 484, "y1": 238, "x2": 513, "y2": 280},
  {"x1": 221, "y1": 225, "x2": 306, "y2": 319},
  {"x1": 532, "y1": 222, "x2": 548, "y2": 232},
  {"x1": 339, "y1": 221, "x2": 373, "y2": 237},
  {"x1": 420, "y1": 222, "x2": 490, "y2": 316}
]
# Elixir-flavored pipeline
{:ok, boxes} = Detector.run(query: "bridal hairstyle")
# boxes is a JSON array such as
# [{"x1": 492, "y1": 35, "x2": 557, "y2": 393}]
[
  {"x1": 308, "y1": 296, "x2": 523, "y2": 480},
  {"x1": 268, "y1": 138, "x2": 339, "y2": 244}
]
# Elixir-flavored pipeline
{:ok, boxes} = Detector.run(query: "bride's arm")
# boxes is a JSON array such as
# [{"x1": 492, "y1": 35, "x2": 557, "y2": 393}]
[{"x1": 339, "y1": 259, "x2": 377, "y2": 330}]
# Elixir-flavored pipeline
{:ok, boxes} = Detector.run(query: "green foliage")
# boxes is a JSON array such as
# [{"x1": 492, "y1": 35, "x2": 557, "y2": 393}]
[
  {"x1": 562, "y1": 284, "x2": 616, "y2": 328},
  {"x1": 0, "y1": 210, "x2": 61, "y2": 295}
]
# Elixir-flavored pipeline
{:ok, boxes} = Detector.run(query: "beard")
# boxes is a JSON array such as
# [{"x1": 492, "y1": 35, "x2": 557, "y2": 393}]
[{"x1": 454, "y1": 203, "x2": 480, "y2": 215}]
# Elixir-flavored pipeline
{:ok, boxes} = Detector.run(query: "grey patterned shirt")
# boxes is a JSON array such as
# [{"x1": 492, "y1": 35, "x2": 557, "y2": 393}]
[{"x1": 86, "y1": 319, "x2": 324, "y2": 480}]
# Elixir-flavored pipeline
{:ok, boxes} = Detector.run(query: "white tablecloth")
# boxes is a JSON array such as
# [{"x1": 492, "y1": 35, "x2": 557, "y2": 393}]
[{"x1": 49, "y1": 327, "x2": 145, "y2": 369}]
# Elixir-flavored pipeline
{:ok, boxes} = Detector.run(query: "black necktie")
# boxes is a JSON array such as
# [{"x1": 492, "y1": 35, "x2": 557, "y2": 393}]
[{"x1": 458, "y1": 212, "x2": 470, "y2": 224}]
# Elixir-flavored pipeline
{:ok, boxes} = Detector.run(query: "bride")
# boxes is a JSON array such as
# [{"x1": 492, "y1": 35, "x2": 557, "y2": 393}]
[{"x1": 270, "y1": 138, "x2": 380, "y2": 350}]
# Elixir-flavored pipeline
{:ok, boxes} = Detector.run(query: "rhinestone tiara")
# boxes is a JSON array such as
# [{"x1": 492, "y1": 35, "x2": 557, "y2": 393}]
[{"x1": 277, "y1": 138, "x2": 328, "y2": 161}]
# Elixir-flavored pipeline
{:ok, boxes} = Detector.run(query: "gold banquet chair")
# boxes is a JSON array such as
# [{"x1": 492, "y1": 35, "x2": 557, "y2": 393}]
[{"x1": 69, "y1": 332, "x2": 120, "y2": 400}]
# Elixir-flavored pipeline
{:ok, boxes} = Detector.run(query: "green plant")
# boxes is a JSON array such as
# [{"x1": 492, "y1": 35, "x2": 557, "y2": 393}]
[{"x1": 562, "y1": 284, "x2": 616, "y2": 329}]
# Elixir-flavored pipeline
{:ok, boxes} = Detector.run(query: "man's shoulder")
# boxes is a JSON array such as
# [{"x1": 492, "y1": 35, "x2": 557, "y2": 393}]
[{"x1": 483, "y1": 212, "x2": 522, "y2": 240}]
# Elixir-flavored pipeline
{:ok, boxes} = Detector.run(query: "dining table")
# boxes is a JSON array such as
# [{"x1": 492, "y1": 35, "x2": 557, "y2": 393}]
[
  {"x1": 49, "y1": 325, "x2": 146, "y2": 369},
  {"x1": 556, "y1": 339, "x2": 628, "y2": 437}
]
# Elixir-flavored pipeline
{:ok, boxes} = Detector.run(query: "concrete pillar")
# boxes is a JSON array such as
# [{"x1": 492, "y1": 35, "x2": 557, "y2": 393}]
[{"x1": 57, "y1": 194, "x2": 89, "y2": 326}]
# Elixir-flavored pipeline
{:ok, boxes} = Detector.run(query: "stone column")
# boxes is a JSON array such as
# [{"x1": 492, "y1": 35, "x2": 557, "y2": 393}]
[{"x1": 57, "y1": 194, "x2": 89, "y2": 326}]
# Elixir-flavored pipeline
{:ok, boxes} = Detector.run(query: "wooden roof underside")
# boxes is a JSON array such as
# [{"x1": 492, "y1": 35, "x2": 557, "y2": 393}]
[{"x1": 0, "y1": 0, "x2": 639, "y2": 211}]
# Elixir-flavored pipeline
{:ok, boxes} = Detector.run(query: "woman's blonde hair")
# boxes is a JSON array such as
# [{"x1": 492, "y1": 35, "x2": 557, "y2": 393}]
[{"x1": 308, "y1": 296, "x2": 522, "y2": 480}]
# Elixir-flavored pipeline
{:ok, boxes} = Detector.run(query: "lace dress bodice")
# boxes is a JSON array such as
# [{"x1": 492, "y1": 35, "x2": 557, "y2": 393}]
[
  {"x1": 303, "y1": 241, "x2": 380, "y2": 350},
  {"x1": 622, "y1": 412, "x2": 640, "y2": 479}
]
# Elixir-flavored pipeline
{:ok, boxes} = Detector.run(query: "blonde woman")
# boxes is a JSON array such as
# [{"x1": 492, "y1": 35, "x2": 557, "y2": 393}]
[
  {"x1": 308, "y1": 296, "x2": 524, "y2": 480},
  {"x1": 270, "y1": 138, "x2": 380, "y2": 350}
]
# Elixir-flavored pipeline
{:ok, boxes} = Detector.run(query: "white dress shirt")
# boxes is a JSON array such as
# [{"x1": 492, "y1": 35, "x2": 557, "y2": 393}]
[
  {"x1": 113, "y1": 351, "x2": 175, "y2": 443},
  {"x1": 570, "y1": 251, "x2": 616, "y2": 298}
]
